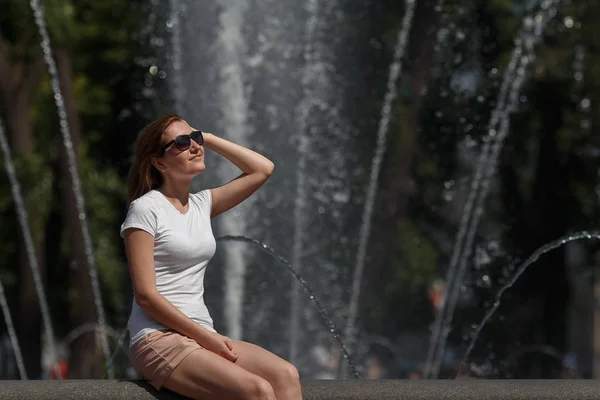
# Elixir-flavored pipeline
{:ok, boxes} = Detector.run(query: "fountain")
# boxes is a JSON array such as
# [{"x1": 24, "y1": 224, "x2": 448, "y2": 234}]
[
  {"x1": 425, "y1": 0, "x2": 561, "y2": 378},
  {"x1": 168, "y1": 0, "x2": 185, "y2": 116},
  {"x1": 170, "y1": 0, "x2": 357, "y2": 370},
  {"x1": 289, "y1": 0, "x2": 320, "y2": 365},
  {"x1": 170, "y1": 0, "x2": 255, "y2": 342},
  {"x1": 460, "y1": 231, "x2": 600, "y2": 377},
  {"x1": 343, "y1": 0, "x2": 417, "y2": 372},
  {"x1": 159, "y1": 0, "x2": 590, "y2": 380},
  {"x1": 1, "y1": 0, "x2": 597, "y2": 387},
  {"x1": 0, "y1": 120, "x2": 30, "y2": 379},
  {"x1": 218, "y1": 236, "x2": 359, "y2": 378}
]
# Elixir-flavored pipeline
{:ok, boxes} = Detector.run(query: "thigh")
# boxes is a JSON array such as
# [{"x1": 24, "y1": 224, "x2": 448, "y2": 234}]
[
  {"x1": 230, "y1": 340, "x2": 296, "y2": 382},
  {"x1": 163, "y1": 348, "x2": 267, "y2": 400}
]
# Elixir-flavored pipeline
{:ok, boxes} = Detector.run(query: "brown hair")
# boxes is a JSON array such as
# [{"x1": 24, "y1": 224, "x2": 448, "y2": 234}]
[{"x1": 127, "y1": 114, "x2": 183, "y2": 204}]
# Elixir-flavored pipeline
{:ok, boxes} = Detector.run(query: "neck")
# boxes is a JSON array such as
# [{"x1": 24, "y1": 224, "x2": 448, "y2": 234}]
[{"x1": 158, "y1": 176, "x2": 193, "y2": 205}]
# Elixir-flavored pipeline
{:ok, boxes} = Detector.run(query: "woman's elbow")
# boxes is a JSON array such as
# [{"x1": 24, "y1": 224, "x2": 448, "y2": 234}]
[
  {"x1": 135, "y1": 289, "x2": 158, "y2": 309},
  {"x1": 263, "y1": 161, "x2": 274, "y2": 177}
]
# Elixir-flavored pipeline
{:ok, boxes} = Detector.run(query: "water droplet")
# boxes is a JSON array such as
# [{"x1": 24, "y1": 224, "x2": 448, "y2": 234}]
[
  {"x1": 564, "y1": 17, "x2": 574, "y2": 28},
  {"x1": 581, "y1": 120, "x2": 591, "y2": 130}
]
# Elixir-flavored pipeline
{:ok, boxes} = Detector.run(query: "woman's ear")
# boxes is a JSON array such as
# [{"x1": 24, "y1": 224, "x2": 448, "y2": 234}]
[{"x1": 151, "y1": 157, "x2": 166, "y2": 173}]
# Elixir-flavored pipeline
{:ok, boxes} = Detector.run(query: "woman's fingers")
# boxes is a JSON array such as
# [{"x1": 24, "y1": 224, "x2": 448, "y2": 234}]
[
  {"x1": 222, "y1": 345, "x2": 238, "y2": 362},
  {"x1": 223, "y1": 338, "x2": 239, "y2": 362}
]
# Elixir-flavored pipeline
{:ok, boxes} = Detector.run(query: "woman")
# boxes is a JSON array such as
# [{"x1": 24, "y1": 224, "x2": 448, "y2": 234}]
[{"x1": 121, "y1": 115, "x2": 302, "y2": 400}]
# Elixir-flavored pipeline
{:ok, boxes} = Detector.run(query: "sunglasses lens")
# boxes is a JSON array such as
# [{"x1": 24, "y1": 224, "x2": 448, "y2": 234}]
[
  {"x1": 174, "y1": 135, "x2": 191, "y2": 150},
  {"x1": 191, "y1": 131, "x2": 204, "y2": 145}
]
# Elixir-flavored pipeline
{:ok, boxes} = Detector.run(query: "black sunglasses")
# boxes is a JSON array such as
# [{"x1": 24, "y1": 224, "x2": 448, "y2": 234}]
[{"x1": 162, "y1": 131, "x2": 204, "y2": 154}]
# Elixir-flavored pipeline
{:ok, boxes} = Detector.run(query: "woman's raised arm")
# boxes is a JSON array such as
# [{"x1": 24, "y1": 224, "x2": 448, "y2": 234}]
[{"x1": 203, "y1": 132, "x2": 274, "y2": 218}]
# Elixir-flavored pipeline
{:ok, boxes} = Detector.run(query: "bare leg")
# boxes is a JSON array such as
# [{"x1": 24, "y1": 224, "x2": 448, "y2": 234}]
[
  {"x1": 230, "y1": 340, "x2": 302, "y2": 400},
  {"x1": 162, "y1": 348, "x2": 276, "y2": 400}
]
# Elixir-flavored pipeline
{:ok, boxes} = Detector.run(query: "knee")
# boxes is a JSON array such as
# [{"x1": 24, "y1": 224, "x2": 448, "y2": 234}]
[
  {"x1": 276, "y1": 363, "x2": 300, "y2": 387},
  {"x1": 242, "y1": 376, "x2": 275, "y2": 400}
]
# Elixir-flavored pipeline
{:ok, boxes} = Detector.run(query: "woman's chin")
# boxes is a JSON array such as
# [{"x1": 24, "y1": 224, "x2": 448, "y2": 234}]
[{"x1": 193, "y1": 162, "x2": 206, "y2": 173}]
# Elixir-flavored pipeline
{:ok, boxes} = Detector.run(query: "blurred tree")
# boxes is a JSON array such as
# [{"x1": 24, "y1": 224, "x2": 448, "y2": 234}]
[
  {"x1": 45, "y1": 0, "x2": 155, "y2": 377},
  {"x1": 0, "y1": 1, "x2": 52, "y2": 379},
  {"x1": 0, "y1": 0, "x2": 153, "y2": 378}
]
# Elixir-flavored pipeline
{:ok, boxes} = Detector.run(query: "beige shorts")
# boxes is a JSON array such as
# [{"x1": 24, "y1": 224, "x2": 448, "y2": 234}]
[{"x1": 130, "y1": 330, "x2": 203, "y2": 391}]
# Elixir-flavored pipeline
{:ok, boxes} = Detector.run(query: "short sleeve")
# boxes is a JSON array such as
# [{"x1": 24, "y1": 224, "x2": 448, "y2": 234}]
[
  {"x1": 193, "y1": 189, "x2": 213, "y2": 217},
  {"x1": 120, "y1": 197, "x2": 158, "y2": 239}
]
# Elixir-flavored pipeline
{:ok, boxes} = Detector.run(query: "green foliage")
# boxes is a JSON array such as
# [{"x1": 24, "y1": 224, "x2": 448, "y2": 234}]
[
  {"x1": 386, "y1": 221, "x2": 438, "y2": 295},
  {"x1": 0, "y1": 152, "x2": 53, "y2": 233},
  {"x1": 80, "y1": 149, "x2": 127, "y2": 315},
  {"x1": 42, "y1": 0, "x2": 78, "y2": 43},
  {"x1": 0, "y1": 0, "x2": 152, "y2": 350}
]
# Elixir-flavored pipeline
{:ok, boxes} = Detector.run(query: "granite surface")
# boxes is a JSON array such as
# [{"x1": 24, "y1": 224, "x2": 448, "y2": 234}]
[{"x1": 1, "y1": 379, "x2": 599, "y2": 399}]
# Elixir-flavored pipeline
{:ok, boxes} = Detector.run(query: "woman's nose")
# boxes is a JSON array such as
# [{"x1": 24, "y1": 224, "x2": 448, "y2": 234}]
[{"x1": 190, "y1": 140, "x2": 202, "y2": 151}]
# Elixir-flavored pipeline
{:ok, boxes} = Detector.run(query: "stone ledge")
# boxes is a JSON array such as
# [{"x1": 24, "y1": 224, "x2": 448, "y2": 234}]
[{"x1": 1, "y1": 379, "x2": 599, "y2": 399}]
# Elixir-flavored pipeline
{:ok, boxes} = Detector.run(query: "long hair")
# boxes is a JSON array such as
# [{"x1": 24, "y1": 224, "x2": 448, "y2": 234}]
[{"x1": 127, "y1": 114, "x2": 183, "y2": 204}]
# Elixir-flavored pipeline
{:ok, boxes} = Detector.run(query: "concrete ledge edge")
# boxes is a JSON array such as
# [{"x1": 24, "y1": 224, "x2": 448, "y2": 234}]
[{"x1": 1, "y1": 379, "x2": 599, "y2": 399}]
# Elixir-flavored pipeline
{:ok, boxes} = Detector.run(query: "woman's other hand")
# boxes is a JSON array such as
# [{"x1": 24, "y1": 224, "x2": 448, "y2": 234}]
[{"x1": 200, "y1": 332, "x2": 238, "y2": 362}]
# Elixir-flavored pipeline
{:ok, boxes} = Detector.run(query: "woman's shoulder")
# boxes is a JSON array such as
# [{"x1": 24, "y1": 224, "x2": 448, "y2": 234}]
[
  {"x1": 121, "y1": 191, "x2": 161, "y2": 238},
  {"x1": 191, "y1": 189, "x2": 211, "y2": 202},
  {"x1": 128, "y1": 191, "x2": 161, "y2": 213},
  {"x1": 191, "y1": 189, "x2": 213, "y2": 213}
]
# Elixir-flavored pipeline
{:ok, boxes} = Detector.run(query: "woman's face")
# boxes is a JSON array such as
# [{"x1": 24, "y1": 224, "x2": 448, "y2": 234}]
[{"x1": 158, "y1": 120, "x2": 206, "y2": 177}]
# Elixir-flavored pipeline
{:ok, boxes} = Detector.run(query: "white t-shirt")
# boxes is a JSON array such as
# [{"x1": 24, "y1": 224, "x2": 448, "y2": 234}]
[{"x1": 120, "y1": 189, "x2": 217, "y2": 346}]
